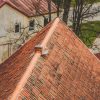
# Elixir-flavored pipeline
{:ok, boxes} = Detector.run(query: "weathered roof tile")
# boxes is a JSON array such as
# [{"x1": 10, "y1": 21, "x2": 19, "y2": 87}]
[
  {"x1": 0, "y1": 18, "x2": 100, "y2": 100},
  {"x1": 0, "y1": 0, "x2": 57, "y2": 17}
]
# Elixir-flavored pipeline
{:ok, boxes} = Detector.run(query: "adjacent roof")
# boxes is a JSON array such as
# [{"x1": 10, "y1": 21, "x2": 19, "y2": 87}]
[
  {"x1": 0, "y1": 0, "x2": 57, "y2": 17},
  {"x1": 0, "y1": 18, "x2": 100, "y2": 100},
  {"x1": 91, "y1": 36, "x2": 100, "y2": 60},
  {"x1": 95, "y1": 53, "x2": 100, "y2": 60},
  {"x1": 91, "y1": 37, "x2": 100, "y2": 54}
]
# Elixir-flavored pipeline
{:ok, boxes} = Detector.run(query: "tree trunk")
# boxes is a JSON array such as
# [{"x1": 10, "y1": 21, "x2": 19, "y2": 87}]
[
  {"x1": 73, "y1": 0, "x2": 83, "y2": 36},
  {"x1": 63, "y1": 0, "x2": 71, "y2": 24},
  {"x1": 57, "y1": 0, "x2": 62, "y2": 17},
  {"x1": 48, "y1": 0, "x2": 51, "y2": 22}
]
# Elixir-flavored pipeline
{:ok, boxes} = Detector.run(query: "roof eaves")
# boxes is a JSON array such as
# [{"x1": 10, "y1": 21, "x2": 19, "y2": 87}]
[
  {"x1": 6, "y1": 2, "x2": 32, "y2": 17},
  {"x1": 0, "y1": 1, "x2": 31, "y2": 17},
  {"x1": 0, "y1": 1, "x2": 57, "y2": 17},
  {"x1": 0, "y1": 1, "x2": 5, "y2": 8}
]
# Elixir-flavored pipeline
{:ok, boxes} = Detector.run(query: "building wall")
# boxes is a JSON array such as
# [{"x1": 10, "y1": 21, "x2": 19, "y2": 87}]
[
  {"x1": 0, "y1": 4, "x2": 57, "y2": 63},
  {"x1": 0, "y1": 4, "x2": 29, "y2": 63},
  {"x1": 0, "y1": 4, "x2": 30, "y2": 37},
  {"x1": 0, "y1": 4, "x2": 57, "y2": 37}
]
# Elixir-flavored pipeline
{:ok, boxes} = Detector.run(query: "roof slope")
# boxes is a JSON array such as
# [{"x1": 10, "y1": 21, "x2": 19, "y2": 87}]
[
  {"x1": 0, "y1": 0, "x2": 57, "y2": 17},
  {"x1": 0, "y1": 18, "x2": 100, "y2": 100},
  {"x1": 0, "y1": 21, "x2": 52, "y2": 99}
]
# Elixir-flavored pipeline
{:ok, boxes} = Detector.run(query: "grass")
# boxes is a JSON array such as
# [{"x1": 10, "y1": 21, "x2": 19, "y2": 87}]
[
  {"x1": 70, "y1": 0, "x2": 100, "y2": 47},
  {"x1": 80, "y1": 21, "x2": 100, "y2": 47},
  {"x1": 71, "y1": 0, "x2": 100, "y2": 6},
  {"x1": 94, "y1": 0, "x2": 100, "y2": 2}
]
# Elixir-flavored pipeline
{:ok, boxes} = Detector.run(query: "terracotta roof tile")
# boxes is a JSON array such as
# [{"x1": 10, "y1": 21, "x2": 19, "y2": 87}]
[
  {"x1": 0, "y1": 0, "x2": 57, "y2": 17},
  {"x1": 0, "y1": 18, "x2": 100, "y2": 100}
]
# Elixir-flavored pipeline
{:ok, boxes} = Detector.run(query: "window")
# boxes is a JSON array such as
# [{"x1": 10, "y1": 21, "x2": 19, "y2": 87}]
[
  {"x1": 29, "y1": 20, "x2": 35, "y2": 30},
  {"x1": 15, "y1": 23, "x2": 20, "y2": 33},
  {"x1": 44, "y1": 18, "x2": 48, "y2": 26}
]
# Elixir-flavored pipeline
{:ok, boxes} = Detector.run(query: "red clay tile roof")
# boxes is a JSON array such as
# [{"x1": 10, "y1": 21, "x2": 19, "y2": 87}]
[
  {"x1": 0, "y1": 0, "x2": 3, "y2": 4},
  {"x1": 0, "y1": 21, "x2": 52, "y2": 99},
  {"x1": 0, "y1": 0, "x2": 57, "y2": 17},
  {"x1": 0, "y1": 18, "x2": 100, "y2": 100},
  {"x1": 95, "y1": 53, "x2": 100, "y2": 60}
]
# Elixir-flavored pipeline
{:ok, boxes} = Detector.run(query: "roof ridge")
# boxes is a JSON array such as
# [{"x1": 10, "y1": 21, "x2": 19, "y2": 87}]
[
  {"x1": 10, "y1": 18, "x2": 60, "y2": 100},
  {"x1": 41, "y1": 18, "x2": 60, "y2": 48}
]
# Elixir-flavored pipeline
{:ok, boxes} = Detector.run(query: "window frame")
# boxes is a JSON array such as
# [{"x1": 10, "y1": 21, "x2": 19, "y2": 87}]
[
  {"x1": 29, "y1": 20, "x2": 35, "y2": 31},
  {"x1": 44, "y1": 17, "x2": 49, "y2": 26},
  {"x1": 15, "y1": 23, "x2": 21, "y2": 33}
]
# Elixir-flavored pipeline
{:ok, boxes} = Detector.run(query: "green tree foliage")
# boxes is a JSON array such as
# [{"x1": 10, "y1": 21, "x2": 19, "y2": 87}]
[{"x1": 72, "y1": 0, "x2": 100, "y2": 36}]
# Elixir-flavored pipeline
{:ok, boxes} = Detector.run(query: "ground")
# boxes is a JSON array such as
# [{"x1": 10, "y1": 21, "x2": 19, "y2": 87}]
[{"x1": 80, "y1": 21, "x2": 100, "y2": 47}]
